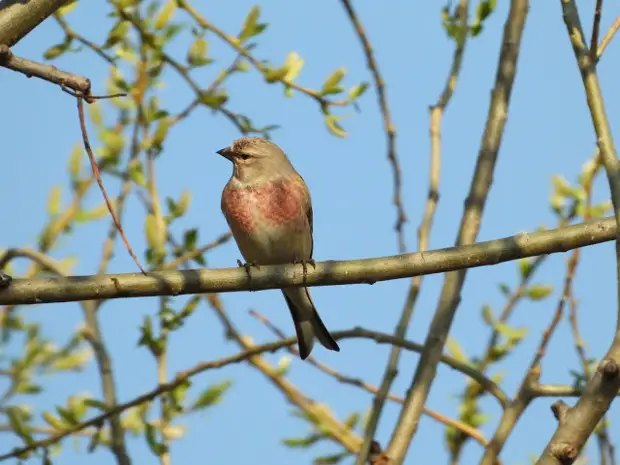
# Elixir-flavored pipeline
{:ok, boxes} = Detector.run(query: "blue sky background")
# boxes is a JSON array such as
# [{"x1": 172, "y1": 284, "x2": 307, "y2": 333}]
[{"x1": 2, "y1": 0, "x2": 620, "y2": 464}]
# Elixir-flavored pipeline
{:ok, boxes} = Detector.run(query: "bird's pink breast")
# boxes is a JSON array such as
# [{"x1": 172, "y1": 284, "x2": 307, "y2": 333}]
[{"x1": 222, "y1": 178, "x2": 305, "y2": 233}]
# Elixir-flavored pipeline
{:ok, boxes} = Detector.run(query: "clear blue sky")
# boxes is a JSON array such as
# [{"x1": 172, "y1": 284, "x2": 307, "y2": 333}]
[{"x1": 2, "y1": 0, "x2": 620, "y2": 464}]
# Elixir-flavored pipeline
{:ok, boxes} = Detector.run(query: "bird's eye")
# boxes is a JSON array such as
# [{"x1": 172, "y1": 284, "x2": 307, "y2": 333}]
[{"x1": 239, "y1": 153, "x2": 250, "y2": 160}]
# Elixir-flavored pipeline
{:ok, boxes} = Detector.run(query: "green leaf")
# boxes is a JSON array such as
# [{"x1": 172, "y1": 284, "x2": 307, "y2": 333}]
[
  {"x1": 151, "y1": 117, "x2": 170, "y2": 151},
  {"x1": 518, "y1": 258, "x2": 532, "y2": 279},
  {"x1": 348, "y1": 82, "x2": 368, "y2": 101},
  {"x1": 264, "y1": 65, "x2": 290, "y2": 83},
  {"x1": 344, "y1": 412, "x2": 360, "y2": 429},
  {"x1": 56, "y1": 406, "x2": 79, "y2": 426},
  {"x1": 83, "y1": 399, "x2": 110, "y2": 411},
  {"x1": 42, "y1": 412, "x2": 68, "y2": 431},
  {"x1": 199, "y1": 89, "x2": 229, "y2": 109},
  {"x1": 498, "y1": 283, "x2": 511, "y2": 296},
  {"x1": 43, "y1": 42, "x2": 69, "y2": 60},
  {"x1": 145, "y1": 422, "x2": 167, "y2": 456},
  {"x1": 76, "y1": 202, "x2": 110, "y2": 223},
  {"x1": 99, "y1": 128, "x2": 125, "y2": 158},
  {"x1": 169, "y1": 379, "x2": 191, "y2": 412},
  {"x1": 495, "y1": 322, "x2": 528, "y2": 342},
  {"x1": 481, "y1": 304, "x2": 495, "y2": 326},
  {"x1": 314, "y1": 453, "x2": 349, "y2": 465},
  {"x1": 184, "y1": 229, "x2": 198, "y2": 251},
  {"x1": 68, "y1": 144, "x2": 82, "y2": 180},
  {"x1": 324, "y1": 114, "x2": 347, "y2": 138},
  {"x1": 321, "y1": 68, "x2": 346, "y2": 95},
  {"x1": 47, "y1": 186, "x2": 62, "y2": 216},
  {"x1": 6, "y1": 407, "x2": 34, "y2": 445},
  {"x1": 128, "y1": 160, "x2": 147, "y2": 187},
  {"x1": 175, "y1": 190, "x2": 191, "y2": 217},
  {"x1": 145, "y1": 214, "x2": 166, "y2": 251},
  {"x1": 446, "y1": 338, "x2": 468, "y2": 363},
  {"x1": 527, "y1": 284, "x2": 553, "y2": 301},
  {"x1": 57, "y1": 0, "x2": 78, "y2": 16},
  {"x1": 470, "y1": 0, "x2": 497, "y2": 36},
  {"x1": 239, "y1": 5, "x2": 267, "y2": 42},
  {"x1": 282, "y1": 435, "x2": 322, "y2": 448},
  {"x1": 192, "y1": 380, "x2": 232, "y2": 409},
  {"x1": 154, "y1": 0, "x2": 177, "y2": 29},
  {"x1": 105, "y1": 21, "x2": 130, "y2": 48},
  {"x1": 187, "y1": 36, "x2": 212, "y2": 67}
]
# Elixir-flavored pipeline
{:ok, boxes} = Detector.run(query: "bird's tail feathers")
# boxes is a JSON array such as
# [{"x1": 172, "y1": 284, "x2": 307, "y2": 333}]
[{"x1": 282, "y1": 288, "x2": 339, "y2": 359}]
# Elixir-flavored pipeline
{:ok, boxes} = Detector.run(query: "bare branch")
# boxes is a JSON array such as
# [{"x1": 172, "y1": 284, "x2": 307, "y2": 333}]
[
  {"x1": 0, "y1": 216, "x2": 616, "y2": 306},
  {"x1": 0, "y1": 45, "x2": 91, "y2": 94},
  {"x1": 360, "y1": 1, "x2": 471, "y2": 460},
  {"x1": 0, "y1": 0, "x2": 68, "y2": 47},
  {"x1": 387, "y1": 2, "x2": 530, "y2": 461}
]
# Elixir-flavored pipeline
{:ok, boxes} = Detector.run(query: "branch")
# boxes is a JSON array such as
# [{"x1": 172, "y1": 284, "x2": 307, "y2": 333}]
[
  {"x1": 0, "y1": 46, "x2": 91, "y2": 95},
  {"x1": 0, "y1": 0, "x2": 67, "y2": 47},
  {"x1": 0, "y1": 216, "x2": 616, "y2": 306},
  {"x1": 387, "y1": 2, "x2": 529, "y2": 462},
  {"x1": 0, "y1": 327, "x2": 505, "y2": 462},
  {"x1": 537, "y1": 1, "x2": 620, "y2": 463},
  {"x1": 359, "y1": 1, "x2": 471, "y2": 461},
  {"x1": 338, "y1": 0, "x2": 404, "y2": 252},
  {"x1": 249, "y1": 310, "x2": 489, "y2": 448}
]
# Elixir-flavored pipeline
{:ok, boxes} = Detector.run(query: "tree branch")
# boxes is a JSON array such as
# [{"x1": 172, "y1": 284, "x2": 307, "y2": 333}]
[
  {"x1": 0, "y1": 0, "x2": 68, "y2": 47},
  {"x1": 389, "y1": 2, "x2": 530, "y2": 461},
  {"x1": 536, "y1": 1, "x2": 620, "y2": 464},
  {"x1": 0, "y1": 215, "x2": 615, "y2": 306}
]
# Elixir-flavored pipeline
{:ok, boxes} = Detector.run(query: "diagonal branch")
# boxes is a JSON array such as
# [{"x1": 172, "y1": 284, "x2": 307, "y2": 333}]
[
  {"x1": 338, "y1": 0, "x2": 404, "y2": 252},
  {"x1": 537, "y1": 1, "x2": 620, "y2": 464},
  {"x1": 358, "y1": 1, "x2": 471, "y2": 460},
  {"x1": 385, "y1": 1, "x2": 530, "y2": 463},
  {"x1": 0, "y1": 215, "x2": 616, "y2": 306}
]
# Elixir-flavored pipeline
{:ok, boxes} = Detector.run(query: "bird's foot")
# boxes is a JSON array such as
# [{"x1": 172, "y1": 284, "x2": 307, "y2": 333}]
[
  {"x1": 237, "y1": 259, "x2": 261, "y2": 280},
  {"x1": 293, "y1": 258, "x2": 316, "y2": 283},
  {"x1": 0, "y1": 271, "x2": 12, "y2": 289}
]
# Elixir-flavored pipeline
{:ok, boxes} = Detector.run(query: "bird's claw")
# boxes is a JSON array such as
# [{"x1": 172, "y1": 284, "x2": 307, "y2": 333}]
[
  {"x1": 0, "y1": 271, "x2": 12, "y2": 290},
  {"x1": 237, "y1": 259, "x2": 261, "y2": 279},
  {"x1": 293, "y1": 258, "x2": 315, "y2": 283}
]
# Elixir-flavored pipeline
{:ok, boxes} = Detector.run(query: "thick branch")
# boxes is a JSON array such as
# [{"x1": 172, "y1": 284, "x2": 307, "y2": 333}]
[
  {"x1": 0, "y1": 216, "x2": 615, "y2": 306},
  {"x1": 0, "y1": 0, "x2": 68, "y2": 47}
]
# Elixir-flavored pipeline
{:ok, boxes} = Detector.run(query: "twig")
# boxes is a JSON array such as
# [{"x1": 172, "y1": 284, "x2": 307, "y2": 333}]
[
  {"x1": 248, "y1": 310, "x2": 489, "y2": 448},
  {"x1": 0, "y1": 45, "x2": 91, "y2": 95},
  {"x1": 0, "y1": 0, "x2": 68, "y2": 47},
  {"x1": 385, "y1": 2, "x2": 530, "y2": 462},
  {"x1": 76, "y1": 97, "x2": 146, "y2": 275},
  {"x1": 176, "y1": 0, "x2": 348, "y2": 107},
  {"x1": 480, "y1": 249, "x2": 577, "y2": 465},
  {"x1": 590, "y1": 0, "x2": 604, "y2": 60},
  {"x1": 0, "y1": 215, "x2": 617, "y2": 306},
  {"x1": 597, "y1": 16, "x2": 620, "y2": 60},
  {"x1": 359, "y1": 1, "x2": 471, "y2": 460},
  {"x1": 53, "y1": 14, "x2": 116, "y2": 65},
  {"x1": 338, "y1": 0, "x2": 404, "y2": 251},
  {"x1": 159, "y1": 233, "x2": 232, "y2": 270}
]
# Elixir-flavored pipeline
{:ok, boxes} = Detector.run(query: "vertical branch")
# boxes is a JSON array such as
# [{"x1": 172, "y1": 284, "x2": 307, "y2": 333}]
[
  {"x1": 386, "y1": 2, "x2": 529, "y2": 463},
  {"x1": 356, "y1": 1, "x2": 470, "y2": 463},
  {"x1": 590, "y1": 0, "x2": 604, "y2": 59},
  {"x1": 338, "y1": 0, "x2": 405, "y2": 252},
  {"x1": 537, "y1": 2, "x2": 620, "y2": 463}
]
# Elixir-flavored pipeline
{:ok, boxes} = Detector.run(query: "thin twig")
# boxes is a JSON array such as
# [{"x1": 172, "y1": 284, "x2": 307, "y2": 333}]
[
  {"x1": 338, "y1": 0, "x2": 404, "y2": 251},
  {"x1": 76, "y1": 97, "x2": 146, "y2": 275},
  {"x1": 590, "y1": 0, "x2": 604, "y2": 60},
  {"x1": 596, "y1": 15, "x2": 620, "y2": 60},
  {"x1": 248, "y1": 309, "x2": 489, "y2": 448}
]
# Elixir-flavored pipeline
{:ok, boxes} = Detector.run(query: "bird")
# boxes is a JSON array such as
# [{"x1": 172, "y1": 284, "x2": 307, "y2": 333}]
[{"x1": 216, "y1": 137, "x2": 340, "y2": 359}]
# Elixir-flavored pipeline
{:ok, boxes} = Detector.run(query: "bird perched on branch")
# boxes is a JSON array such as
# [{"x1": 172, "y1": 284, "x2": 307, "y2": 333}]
[{"x1": 216, "y1": 137, "x2": 339, "y2": 359}]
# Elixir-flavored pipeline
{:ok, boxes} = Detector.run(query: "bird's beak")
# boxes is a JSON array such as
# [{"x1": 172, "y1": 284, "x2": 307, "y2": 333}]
[{"x1": 216, "y1": 147, "x2": 234, "y2": 161}]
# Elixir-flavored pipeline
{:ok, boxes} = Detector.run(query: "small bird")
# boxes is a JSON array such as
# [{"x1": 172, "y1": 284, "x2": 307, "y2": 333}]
[{"x1": 216, "y1": 137, "x2": 340, "y2": 359}]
